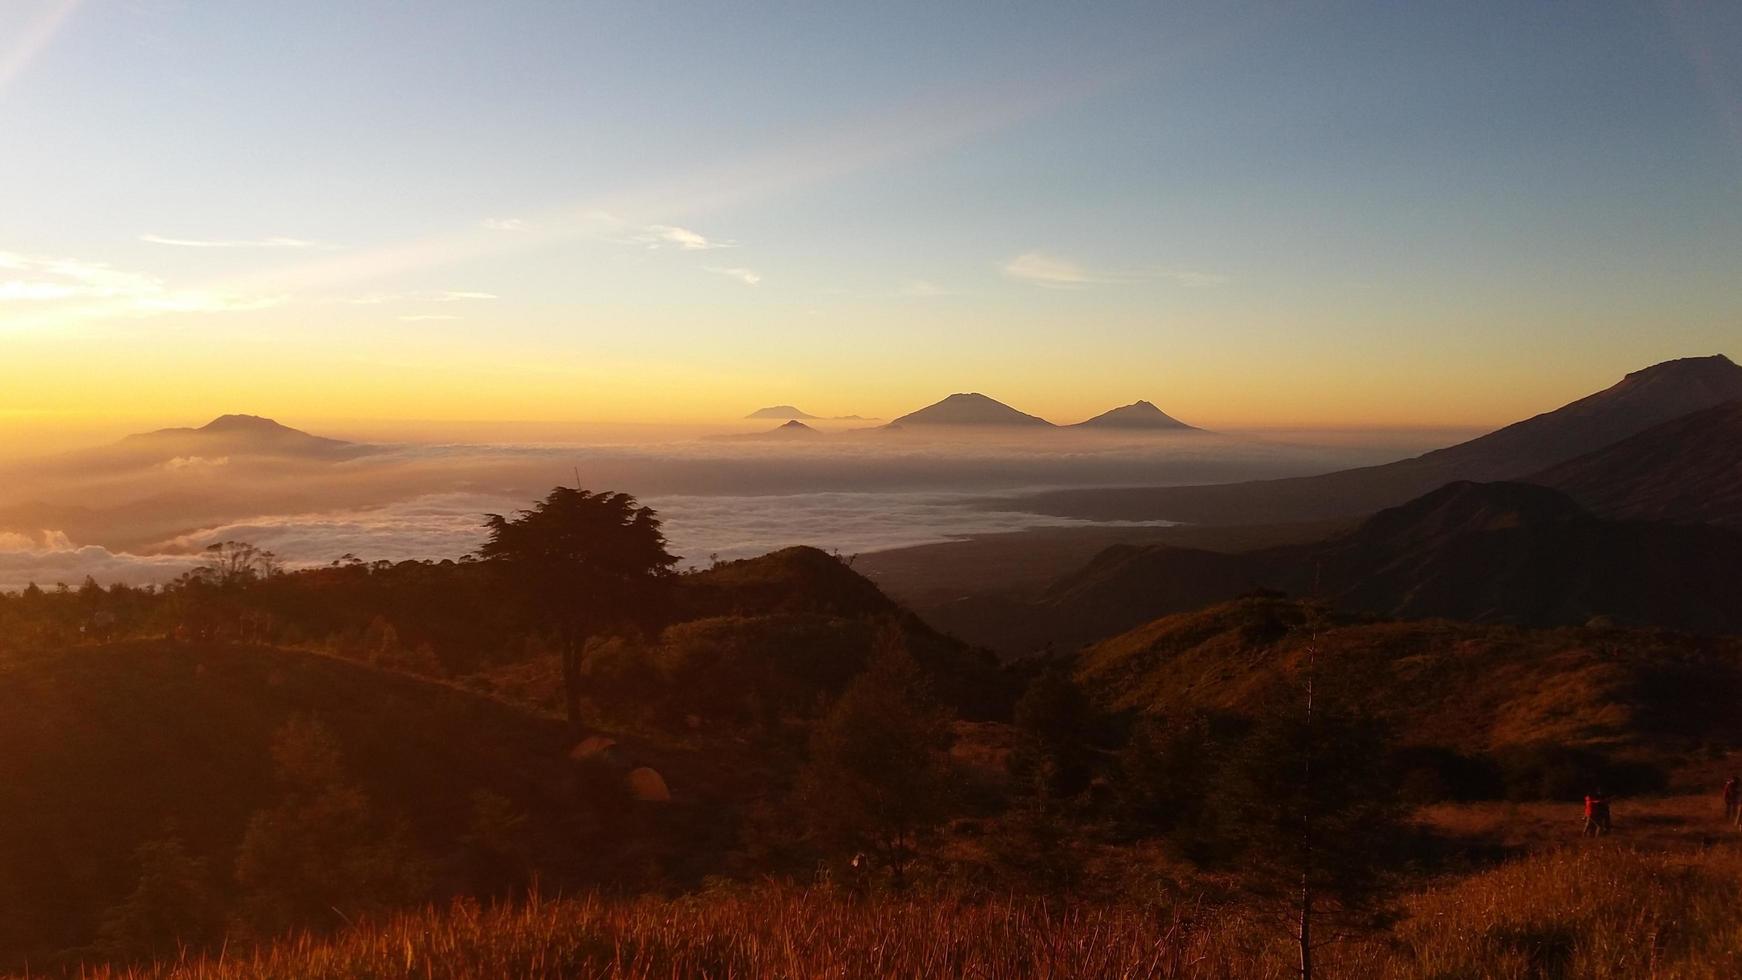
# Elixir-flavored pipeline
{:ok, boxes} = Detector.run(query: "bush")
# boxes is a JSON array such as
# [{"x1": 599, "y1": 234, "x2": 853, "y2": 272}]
[
  {"x1": 1493, "y1": 743, "x2": 1667, "y2": 801},
  {"x1": 1389, "y1": 745, "x2": 1502, "y2": 803}
]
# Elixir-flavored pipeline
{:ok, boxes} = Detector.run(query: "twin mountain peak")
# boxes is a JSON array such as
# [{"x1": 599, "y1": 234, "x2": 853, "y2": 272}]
[{"x1": 752, "y1": 393, "x2": 1198, "y2": 430}]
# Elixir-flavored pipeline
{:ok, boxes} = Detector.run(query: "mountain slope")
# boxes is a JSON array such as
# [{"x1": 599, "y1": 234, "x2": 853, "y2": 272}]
[
  {"x1": 1309, "y1": 482, "x2": 1742, "y2": 631},
  {"x1": 675, "y1": 546, "x2": 1014, "y2": 717},
  {"x1": 1014, "y1": 355, "x2": 1742, "y2": 523},
  {"x1": 1077, "y1": 597, "x2": 1742, "y2": 757},
  {"x1": 1070, "y1": 400, "x2": 1199, "y2": 431},
  {"x1": 889, "y1": 393, "x2": 1055, "y2": 428},
  {"x1": 1531, "y1": 399, "x2": 1742, "y2": 528},
  {"x1": 930, "y1": 482, "x2": 1742, "y2": 655},
  {"x1": 0, "y1": 641, "x2": 631, "y2": 966}
]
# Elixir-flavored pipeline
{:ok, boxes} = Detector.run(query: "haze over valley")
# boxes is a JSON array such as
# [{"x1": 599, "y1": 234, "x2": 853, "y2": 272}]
[{"x1": 0, "y1": 392, "x2": 1434, "y2": 591}]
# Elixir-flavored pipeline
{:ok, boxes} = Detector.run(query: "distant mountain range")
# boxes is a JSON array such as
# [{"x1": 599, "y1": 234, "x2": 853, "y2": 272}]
[
  {"x1": 1012, "y1": 355, "x2": 1742, "y2": 523},
  {"x1": 885, "y1": 392, "x2": 1199, "y2": 431},
  {"x1": 926, "y1": 479, "x2": 1742, "y2": 656}
]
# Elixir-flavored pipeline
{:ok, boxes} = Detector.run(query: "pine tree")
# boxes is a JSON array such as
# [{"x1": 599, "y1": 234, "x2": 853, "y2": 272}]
[{"x1": 795, "y1": 630, "x2": 955, "y2": 886}]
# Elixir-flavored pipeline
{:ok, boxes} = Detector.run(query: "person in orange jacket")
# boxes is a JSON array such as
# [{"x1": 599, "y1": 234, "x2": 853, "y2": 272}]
[{"x1": 1583, "y1": 789, "x2": 1612, "y2": 837}]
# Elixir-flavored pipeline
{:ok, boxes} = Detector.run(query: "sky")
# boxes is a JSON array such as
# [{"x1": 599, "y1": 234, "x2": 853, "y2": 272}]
[{"x1": 2, "y1": 0, "x2": 1740, "y2": 440}]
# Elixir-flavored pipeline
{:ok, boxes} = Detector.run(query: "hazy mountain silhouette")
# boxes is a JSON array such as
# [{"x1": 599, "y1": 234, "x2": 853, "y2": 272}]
[
  {"x1": 115, "y1": 414, "x2": 367, "y2": 460},
  {"x1": 888, "y1": 392, "x2": 1055, "y2": 428},
  {"x1": 712, "y1": 420, "x2": 823, "y2": 441},
  {"x1": 744, "y1": 406, "x2": 875, "y2": 420},
  {"x1": 745, "y1": 405, "x2": 819, "y2": 419},
  {"x1": 1532, "y1": 399, "x2": 1742, "y2": 528},
  {"x1": 928, "y1": 481, "x2": 1742, "y2": 655},
  {"x1": 1306, "y1": 482, "x2": 1742, "y2": 630},
  {"x1": 1014, "y1": 355, "x2": 1742, "y2": 523},
  {"x1": 1070, "y1": 400, "x2": 1199, "y2": 431}
]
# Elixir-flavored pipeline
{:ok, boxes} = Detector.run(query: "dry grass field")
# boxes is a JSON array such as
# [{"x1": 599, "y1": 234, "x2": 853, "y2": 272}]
[{"x1": 46, "y1": 799, "x2": 1742, "y2": 980}]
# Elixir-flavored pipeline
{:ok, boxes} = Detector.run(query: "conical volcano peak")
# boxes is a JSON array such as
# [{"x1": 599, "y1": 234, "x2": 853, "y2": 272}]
[
  {"x1": 889, "y1": 393, "x2": 1054, "y2": 427},
  {"x1": 1072, "y1": 400, "x2": 1198, "y2": 431},
  {"x1": 198, "y1": 414, "x2": 299, "y2": 434}
]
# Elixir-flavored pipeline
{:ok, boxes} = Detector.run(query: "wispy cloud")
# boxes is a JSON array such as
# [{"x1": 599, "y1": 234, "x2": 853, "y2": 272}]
[
  {"x1": 1003, "y1": 251, "x2": 1226, "y2": 289},
  {"x1": 60, "y1": 70, "x2": 1120, "y2": 316},
  {"x1": 339, "y1": 290, "x2": 497, "y2": 305},
  {"x1": 0, "y1": 251, "x2": 283, "y2": 319},
  {"x1": 705, "y1": 266, "x2": 762, "y2": 286},
  {"x1": 139, "y1": 234, "x2": 329, "y2": 249},
  {"x1": 900, "y1": 279, "x2": 950, "y2": 297},
  {"x1": 1002, "y1": 252, "x2": 1098, "y2": 288},
  {"x1": 638, "y1": 224, "x2": 737, "y2": 250}
]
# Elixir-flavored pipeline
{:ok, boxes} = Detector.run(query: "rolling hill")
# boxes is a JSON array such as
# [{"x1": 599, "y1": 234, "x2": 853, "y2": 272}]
[
  {"x1": 0, "y1": 641, "x2": 655, "y2": 967},
  {"x1": 1076, "y1": 596, "x2": 1742, "y2": 759},
  {"x1": 923, "y1": 482, "x2": 1742, "y2": 656},
  {"x1": 1011, "y1": 355, "x2": 1742, "y2": 523},
  {"x1": 674, "y1": 546, "x2": 1014, "y2": 718}
]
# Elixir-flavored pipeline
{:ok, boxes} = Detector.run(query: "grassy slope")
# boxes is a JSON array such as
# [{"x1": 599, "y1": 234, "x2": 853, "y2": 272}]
[
  {"x1": 42, "y1": 832, "x2": 1742, "y2": 979},
  {"x1": 0, "y1": 550, "x2": 1011, "y2": 967},
  {"x1": 1076, "y1": 598, "x2": 1742, "y2": 757},
  {"x1": 0, "y1": 640, "x2": 635, "y2": 965}
]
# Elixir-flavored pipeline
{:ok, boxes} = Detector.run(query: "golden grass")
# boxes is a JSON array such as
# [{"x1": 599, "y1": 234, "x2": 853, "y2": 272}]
[
  {"x1": 43, "y1": 838, "x2": 1742, "y2": 980},
  {"x1": 1396, "y1": 845, "x2": 1742, "y2": 979}
]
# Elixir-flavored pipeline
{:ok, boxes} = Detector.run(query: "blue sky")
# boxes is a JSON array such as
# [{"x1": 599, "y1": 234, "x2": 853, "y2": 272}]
[{"x1": 2, "y1": 0, "x2": 1739, "y2": 430}]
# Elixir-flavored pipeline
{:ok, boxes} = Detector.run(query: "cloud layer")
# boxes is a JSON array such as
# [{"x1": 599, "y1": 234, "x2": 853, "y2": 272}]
[
  {"x1": 0, "y1": 490, "x2": 1176, "y2": 591},
  {"x1": 0, "y1": 529, "x2": 204, "y2": 592}
]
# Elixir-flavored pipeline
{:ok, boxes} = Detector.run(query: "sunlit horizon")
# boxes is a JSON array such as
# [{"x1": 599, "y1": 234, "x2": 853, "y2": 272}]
[{"x1": 5, "y1": 1, "x2": 1741, "y2": 438}]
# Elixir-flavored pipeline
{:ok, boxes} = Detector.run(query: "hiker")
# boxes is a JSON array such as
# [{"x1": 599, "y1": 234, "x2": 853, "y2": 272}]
[
  {"x1": 1724, "y1": 775, "x2": 1740, "y2": 825},
  {"x1": 1583, "y1": 789, "x2": 1612, "y2": 837}
]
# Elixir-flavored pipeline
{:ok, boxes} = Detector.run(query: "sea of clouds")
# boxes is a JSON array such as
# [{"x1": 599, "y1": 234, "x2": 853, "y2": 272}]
[
  {"x1": 0, "y1": 490, "x2": 1178, "y2": 590},
  {"x1": 0, "y1": 427, "x2": 1446, "y2": 592}
]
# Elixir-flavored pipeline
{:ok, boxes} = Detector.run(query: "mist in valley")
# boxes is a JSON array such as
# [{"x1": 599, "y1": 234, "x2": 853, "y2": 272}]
[{"x1": 0, "y1": 416, "x2": 1456, "y2": 591}]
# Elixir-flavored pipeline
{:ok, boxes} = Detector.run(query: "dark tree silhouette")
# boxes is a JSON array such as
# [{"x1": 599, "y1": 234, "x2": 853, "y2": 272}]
[
  {"x1": 234, "y1": 717, "x2": 428, "y2": 934},
  {"x1": 794, "y1": 628, "x2": 955, "y2": 887},
  {"x1": 479, "y1": 487, "x2": 678, "y2": 733},
  {"x1": 1011, "y1": 665, "x2": 1097, "y2": 800},
  {"x1": 194, "y1": 540, "x2": 277, "y2": 586},
  {"x1": 1207, "y1": 646, "x2": 1409, "y2": 980}
]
